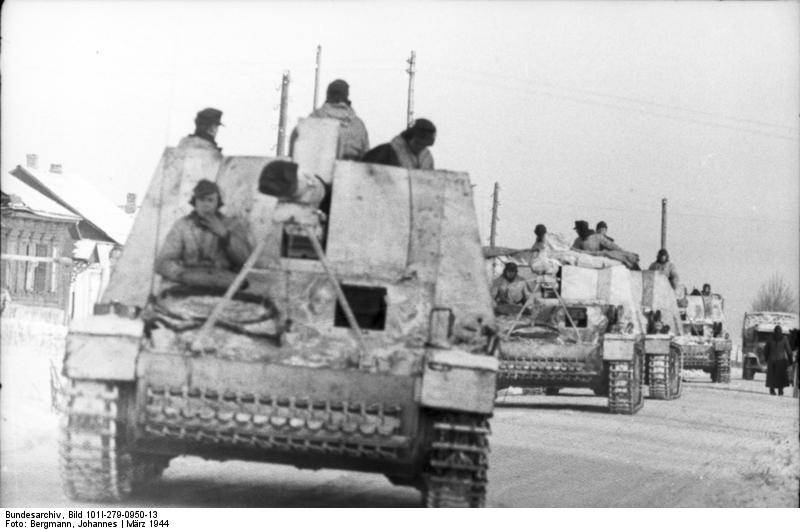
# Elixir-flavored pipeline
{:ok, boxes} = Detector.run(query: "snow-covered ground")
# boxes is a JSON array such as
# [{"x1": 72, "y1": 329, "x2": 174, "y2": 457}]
[{"x1": 1, "y1": 320, "x2": 797, "y2": 507}]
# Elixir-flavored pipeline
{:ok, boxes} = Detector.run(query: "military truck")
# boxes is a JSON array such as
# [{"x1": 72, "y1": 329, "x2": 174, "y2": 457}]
[
  {"x1": 58, "y1": 119, "x2": 499, "y2": 507},
  {"x1": 492, "y1": 250, "x2": 646, "y2": 415},
  {"x1": 630, "y1": 271, "x2": 684, "y2": 400},
  {"x1": 741, "y1": 311, "x2": 799, "y2": 380},
  {"x1": 675, "y1": 294, "x2": 731, "y2": 383}
]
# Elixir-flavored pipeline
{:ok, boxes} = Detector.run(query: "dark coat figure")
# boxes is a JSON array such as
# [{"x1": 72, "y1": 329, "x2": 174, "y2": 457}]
[
  {"x1": 361, "y1": 118, "x2": 436, "y2": 170},
  {"x1": 764, "y1": 325, "x2": 791, "y2": 395}
]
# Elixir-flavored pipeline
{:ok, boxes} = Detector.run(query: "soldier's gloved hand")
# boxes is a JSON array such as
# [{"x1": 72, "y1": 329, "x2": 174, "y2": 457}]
[{"x1": 197, "y1": 215, "x2": 230, "y2": 239}]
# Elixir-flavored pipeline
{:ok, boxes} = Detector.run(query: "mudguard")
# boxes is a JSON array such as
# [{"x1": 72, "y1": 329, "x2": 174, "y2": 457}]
[
  {"x1": 644, "y1": 334, "x2": 672, "y2": 355},
  {"x1": 602, "y1": 334, "x2": 639, "y2": 361},
  {"x1": 63, "y1": 315, "x2": 143, "y2": 381},
  {"x1": 419, "y1": 349, "x2": 498, "y2": 414}
]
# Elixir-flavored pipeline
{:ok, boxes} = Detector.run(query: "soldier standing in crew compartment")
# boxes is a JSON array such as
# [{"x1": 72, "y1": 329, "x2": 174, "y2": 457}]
[
  {"x1": 304, "y1": 79, "x2": 370, "y2": 160},
  {"x1": 490, "y1": 262, "x2": 530, "y2": 310},
  {"x1": 764, "y1": 325, "x2": 792, "y2": 396},
  {"x1": 531, "y1": 224, "x2": 548, "y2": 254},
  {"x1": 178, "y1": 108, "x2": 224, "y2": 153},
  {"x1": 361, "y1": 118, "x2": 436, "y2": 170},
  {"x1": 156, "y1": 180, "x2": 251, "y2": 289},
  {"x1": 648, "y1": 248, "x2": 680, "y2": 290}
]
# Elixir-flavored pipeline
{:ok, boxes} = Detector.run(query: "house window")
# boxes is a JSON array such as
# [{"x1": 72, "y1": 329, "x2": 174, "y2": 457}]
[
  {"x1": 33, "y1": 243, "x2": 50, "y2": 293},
  {"x1": 334, "y1": 284, "x2": 387, "y2": 331}
]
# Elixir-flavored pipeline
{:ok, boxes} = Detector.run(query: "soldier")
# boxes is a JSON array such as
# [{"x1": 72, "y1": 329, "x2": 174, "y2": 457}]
[
  {"x1": 531, "y1": 224, "x2": 548, "y2": 253},
  {"x1": 490, "y1": 262, "x2": 531, "y2": 315},
  {"x1": 155, "y1": 179, "x2": 251, "y2": 290},
  {"x1": 596, "y1": 220, "x2": 615, "y2": 242},
  {"x1": 308, "y1": 79, "x2": 370, "y2": 160},
  {"x1": 178, "y1": 108, "x2": 224, "y2": 152},
  {"x1": 361, "y1": 118, "x2": 436, "y2": 170},
  {"x1": 572, "y1": 220, "x2": 640, "y2": 269},
  {"x1": 648, "y1": 248, "x2": 680, "y2": 290},
  {"x1": 764, "y1": 325, "x2": 792, "y2": 396}
]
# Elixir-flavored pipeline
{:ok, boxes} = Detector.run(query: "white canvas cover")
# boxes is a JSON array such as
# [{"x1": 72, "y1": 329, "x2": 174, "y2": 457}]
[{"x1": 743, "y1": 312, "x2": 799, "y2": 333}]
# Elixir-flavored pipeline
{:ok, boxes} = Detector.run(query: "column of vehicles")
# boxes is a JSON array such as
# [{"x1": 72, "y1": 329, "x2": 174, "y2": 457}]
[
  {"x1": 55, "y1": 115, "x2": 755, "y2": 508},
  {"x1": 484, "y1": 235, "x2": 737, "y2": 414}
]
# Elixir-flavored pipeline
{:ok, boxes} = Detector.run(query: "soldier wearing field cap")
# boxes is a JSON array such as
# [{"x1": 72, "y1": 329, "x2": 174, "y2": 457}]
[
  {"x1": 307, "y1": 79, "x2": 370, "y2": 160},
  {"x1": 178, "y1": 107, "x2": 224, "y2": 153},
  {"x1": 362, "y1": 118, "x2": 436, "y2": 170},
  {"x1": 156, "y1": 179, "x2": 251, "y2": 289}
]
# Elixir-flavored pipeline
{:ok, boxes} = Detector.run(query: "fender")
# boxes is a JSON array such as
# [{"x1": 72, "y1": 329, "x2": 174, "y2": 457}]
[
  {"x1": 603, "y1": 334, "x2": 642, "y2": 361},
  {"x1": 644, "y1": 334, "x2": 672, "y2": 355},
  {"x1": 419, "y1": 349, "x2": 498, "y2": 414},
  {"x1": 63, "y1": 315, "x2": 143, "y2": 381}
]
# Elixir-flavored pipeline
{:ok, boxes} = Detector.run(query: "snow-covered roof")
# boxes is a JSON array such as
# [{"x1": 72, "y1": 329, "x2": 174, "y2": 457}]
[
  {"x1": 9, "y1": 165, "x2": 133, "y2": 245},
  {"x1": 0, "y1": 175, "x2": 81, "y2": 222},
  {"x1": 73, "y1": 239, "x2": 99, "y2": 262}
]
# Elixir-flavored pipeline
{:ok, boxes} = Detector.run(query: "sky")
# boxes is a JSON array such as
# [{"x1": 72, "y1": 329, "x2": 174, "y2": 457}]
[{"x1": 1, "y1": 0, "x2": 798, "y2": 349}]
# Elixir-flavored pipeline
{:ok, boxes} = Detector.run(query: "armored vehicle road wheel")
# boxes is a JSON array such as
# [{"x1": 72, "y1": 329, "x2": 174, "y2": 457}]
[
  {"x1": 742, "y1": 364, "x2": 755, "y2": 380},
  {"x1": 59, "y1": 379, "x2": 168, "y2": 501},
  {"x1": 712, "y1": 351, "x2": 731, "y2": 384},
  {"x1": 421, "y1": 411, "x2": 490, "y2": 508},
  {"x1": 647, "y1": 349, "x2": 682, "y2": 400},
  {"x1": 607, "y1": 354, "x2": 644, "y2": 415}
]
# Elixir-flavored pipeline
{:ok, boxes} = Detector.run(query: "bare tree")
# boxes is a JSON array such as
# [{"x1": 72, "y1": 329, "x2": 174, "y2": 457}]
[{"x1": 751, "y1": 273, "x2": 798, "y2": 312}]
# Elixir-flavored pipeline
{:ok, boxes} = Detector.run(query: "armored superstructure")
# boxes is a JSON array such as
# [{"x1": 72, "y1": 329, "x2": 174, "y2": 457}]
[
  {"x1": 675, "y1": 294, "x2": 731, "y2": 383},
  {"x1": 492, "y1": 247, "x2": 646, "y2": 414},
  {"x1": 58, "y1": 120, "x2": 498, "y2": 507}
]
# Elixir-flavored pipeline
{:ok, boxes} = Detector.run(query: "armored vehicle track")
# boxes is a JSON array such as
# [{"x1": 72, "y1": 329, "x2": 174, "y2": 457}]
[
  {"x1": 607, "y1": 356, "x2": 644, "y2": 414},
  {"x1": 422, "y1": 412, "x2": 490, "y2": 508},
  {"x1": 712, "y1": 350, "x2": 731, "y2": 384},
  {"x1": 647, "y1": 349, "x2": 682, "y2": 400},
  {"x1": 59, "y1": 380, "x2": 169, "y2": 502}
]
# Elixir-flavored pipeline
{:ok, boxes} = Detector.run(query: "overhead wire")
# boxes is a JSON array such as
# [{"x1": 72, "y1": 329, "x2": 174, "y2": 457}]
[
  {"x1": 428, "y1": 67, "x2": 798, "y2": 142},
  {"x1": 436, "y1": 64, "x2": 798, "y2": 134}
]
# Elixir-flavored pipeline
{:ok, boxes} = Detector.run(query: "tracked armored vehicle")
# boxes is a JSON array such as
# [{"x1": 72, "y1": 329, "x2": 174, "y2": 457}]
[
  {"x1": 675, "y1": 294, "x2": 731, "y2": 383},
  {"x1": 741, "y1": 311, "x2": 799, "y2": 380},
  {"x1": 630, "y1": 271, "x2": 684, "y2": 400},
  {"x1": 58, "y1": 120, "x2": 498, "y2": 507},
  {"x1": 491, "y1": 249, "x2": 646, "y2": 415}
]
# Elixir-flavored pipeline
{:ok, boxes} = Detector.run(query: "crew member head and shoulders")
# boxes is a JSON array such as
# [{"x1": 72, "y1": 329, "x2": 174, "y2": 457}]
[
  {"x1": 178, "y1": 107, "x2": 224, "y2": 153},
  {"x1": 362, "y1": 118, "x2": 436, "y2": 170}
]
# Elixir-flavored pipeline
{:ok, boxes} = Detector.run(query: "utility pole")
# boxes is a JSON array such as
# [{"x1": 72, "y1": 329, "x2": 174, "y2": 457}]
[
  {"x1": 312, "y1": 45, "x2": 322, "y2": 112},
  {"x1": 276, "y1": 71, "x2": 290, "y2": 157},
  {"x1": 660, "y1": 198, "x2": 668, "y2": 250},
  {"x1": 406, "y1": 50, "x2": 416, "y2": 127},
  {"x1": 490, "y1": 182, "x2": 500, "y2": 275}
]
